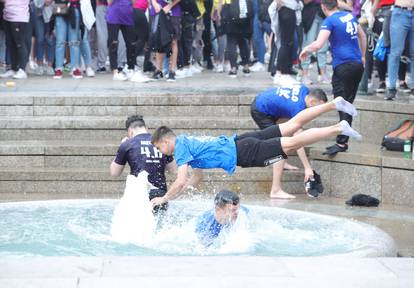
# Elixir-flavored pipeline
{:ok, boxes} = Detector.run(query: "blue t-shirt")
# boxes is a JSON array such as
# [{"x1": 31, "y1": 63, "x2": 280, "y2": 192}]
[
  {"x1": 255, "y1": 85, "x2": 308, "y2": 119},
  {"x1": 320, "y1": 11, "x2": 362, "y2": 69},
  {"x1": 174, "y1": 135, "x2": 237, "y2": 175},
  {"x1": 114, "y1": 133, "x2": 173, "y2": 191},
  {"x1": 195, "y1": 206, "x2": 249, "y2": 246}
]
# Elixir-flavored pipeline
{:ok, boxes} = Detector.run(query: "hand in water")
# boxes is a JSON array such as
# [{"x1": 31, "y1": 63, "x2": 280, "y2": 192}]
[{"x1": 151, "y1": 196, "x2": 166, "y2": 207}]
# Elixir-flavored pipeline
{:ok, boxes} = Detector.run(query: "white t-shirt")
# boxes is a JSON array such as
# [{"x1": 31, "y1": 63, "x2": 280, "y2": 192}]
[{"x1": 4, "y1": 0, "x2": 30, "y2": 23}]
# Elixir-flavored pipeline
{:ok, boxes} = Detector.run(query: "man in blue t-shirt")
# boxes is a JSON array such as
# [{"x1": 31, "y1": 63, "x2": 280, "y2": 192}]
[
  {"x1": 195, "y1": 189, "x2": 249, "y2": 246},
  {"x1": 110, "y1": 115, "x2": 176, "y2": 213},
  {"x1": 251, "y1": 85, "x2": 327, "y2": 199},
  {"x1": 300, "y1": 0, "x2": 366, "y2": 156},
  {"x1": 149, "y1": 96, "x2": 362, "y2": 207}
]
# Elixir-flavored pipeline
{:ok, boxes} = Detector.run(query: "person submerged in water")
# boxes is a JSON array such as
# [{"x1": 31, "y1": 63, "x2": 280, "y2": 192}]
[{"x1": 195, "y1": 189, "x2": 249, "y2": 246}]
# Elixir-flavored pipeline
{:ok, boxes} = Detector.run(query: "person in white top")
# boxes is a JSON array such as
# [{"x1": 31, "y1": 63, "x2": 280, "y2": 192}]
[{"x1": 1, "y1": 0, "x2": 31, "y2": 79}]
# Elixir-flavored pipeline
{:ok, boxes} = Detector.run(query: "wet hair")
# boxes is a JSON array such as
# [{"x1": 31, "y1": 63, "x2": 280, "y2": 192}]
[
  {"x1": 308, "y1": 88, "x2": 328, "y2": 103},
  {"x1": 151, "y1": 126, "x2": 176, "y2": 144},
  {"x1": 321, "y1": 0, "x2": 338, "y2": 10},
  {"x1": 125, "y1": 115, "x2": 146, "y2": 130},
  {"x1": 214, "y1": 189, "x2": 240, "y2": 208}
]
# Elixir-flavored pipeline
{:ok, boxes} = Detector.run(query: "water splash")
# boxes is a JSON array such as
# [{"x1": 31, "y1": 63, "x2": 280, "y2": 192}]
[{"x1": 110, "y1": 172, "x2": 156, "y2": 245}]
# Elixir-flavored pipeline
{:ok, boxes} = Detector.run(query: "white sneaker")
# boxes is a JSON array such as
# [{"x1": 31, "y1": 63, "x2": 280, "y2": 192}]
[
  {"x1": 191, "y1": 63, "x2": 203, "y2": 73},
  {"x1": 318, "y1": 74, "x2": 331, "y2": 84},
  {"x1": 113, "y1": 71, "x2": 128, "y2": 81},
  {"x1": 0, "y1": 70, "x2": 15, "y2": 78},
  {"x1": 214, "y1": 63, "x2": 224, "y2": 73},
  {"x1": 264, "y1": 52, "x2": 271, "y2": 64},
  {"x1": 281, "y1": 74, "x2": 300, "y2": 85},
  {"x1": 124, "y1": 69, "x2": 134, "y2": 80},
  {"x1": 86, "y1": 67, "x2": 95, "y2": 77},
  {"x1": 224, "y1": 63, "x2": 231, "y2": 73},
  {"x1": 130, "y1": 70, "x2": 152, "y2": 83},
  {"x1": 45, "y1": 66, "x2": 55, "y2": 76},
  {"x1": 175, "y1": 68, "x2": 191, "y2": 79},
  {"x1": 34, "y1": 66, "x2": 44, "y2": 76},
  {"x1": 250, "y1": 62, "x2": 265, "y2": 72},
  {"x1": 12, "y1": 69, "x2": 28, "y2": 79}
]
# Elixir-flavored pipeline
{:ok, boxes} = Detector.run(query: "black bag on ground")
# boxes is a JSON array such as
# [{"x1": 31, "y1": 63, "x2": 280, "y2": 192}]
[
  {"x1": 346, "y1": 194, "x2": 380, "y2": 207},
  {"x1": 381, "y1": 119, "x2": 414, "y2": 151}
]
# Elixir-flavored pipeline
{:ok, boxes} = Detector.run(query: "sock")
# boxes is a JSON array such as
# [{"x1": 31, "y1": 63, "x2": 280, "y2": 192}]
[
  {"x1": 333, "y1": 97, "x2": 357, "y2": 117},
  {"x1": 340, "y1": 120, "x2": 362, "y2": 140}
]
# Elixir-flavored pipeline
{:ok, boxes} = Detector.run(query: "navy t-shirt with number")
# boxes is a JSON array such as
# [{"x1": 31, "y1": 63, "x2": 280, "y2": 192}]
[
  {"x1": 255, "y1": 85, "x2": 308, "y2": 119},
  {"x1": 320, "y1": 11, "x2": 362, "y2": 68},
  {"x1": 114, "y1": 133, "x2": 173, "y2": 191}
]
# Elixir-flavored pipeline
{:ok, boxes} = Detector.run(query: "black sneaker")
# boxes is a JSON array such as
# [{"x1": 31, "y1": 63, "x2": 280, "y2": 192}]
[
  {"x1": 322, "y1": 143, "x2": 348, "y2": 156},
  {"x1": 228, "y1": 70, "x2": 237, "y2": 78},
  {"x1": 152, "y1": 70, "x2": 163, "y2": 80},
  {"x1": 385, "y1": 88, "x2": 397, "y2": 101},
  {"x1": 96, "y1": 67, "x2": 106, "y2": 73},
  {"x1": 399, "y1": 81, "x2": 410, "y2": 93},
  {"x1": 376, "y1": 82, "x2": 386, "y2": 93},
  {"x1": 167, "y1": 71, "x2": 176, "y2": 82},
  {"x1": 242, "y1": 68, "x2": 251, "y2": 77}
]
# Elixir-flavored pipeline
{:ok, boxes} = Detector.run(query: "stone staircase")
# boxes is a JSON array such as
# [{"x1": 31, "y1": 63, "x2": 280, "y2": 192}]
[{"x1": 0, "y1": 76, "x2": 413, "y2": 206}]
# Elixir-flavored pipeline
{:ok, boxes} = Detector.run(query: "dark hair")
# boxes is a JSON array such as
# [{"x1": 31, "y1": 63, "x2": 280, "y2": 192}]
[
  {"x1": 151, "y1": 126, "x2": 176, "y2": 144},
  {"x1": 308, "y1": 88, "x2": 328, "y2": 103},
  {"x1": 214, "y1": 189, "x2": 240, "y2": 208},
  {"x1": 321, "y1": 0, "x2": 338, "y2": 10},
  {"x1": 126, "y1": 115, "x2": 146, "y2": 130}
]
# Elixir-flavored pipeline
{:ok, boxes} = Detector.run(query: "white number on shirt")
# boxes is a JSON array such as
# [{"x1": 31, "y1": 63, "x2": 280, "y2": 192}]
[{"x1": 346, "y1": 21, "x2": 358, "y2": 36}]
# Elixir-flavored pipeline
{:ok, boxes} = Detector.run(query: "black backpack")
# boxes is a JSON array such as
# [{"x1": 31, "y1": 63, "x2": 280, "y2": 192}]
[
  {"x1": 381, "y1": 119, "x2": 414, "y2": 151},
  {"x1": 222, "y1": 0, "x2": 253, "y2": 23}
]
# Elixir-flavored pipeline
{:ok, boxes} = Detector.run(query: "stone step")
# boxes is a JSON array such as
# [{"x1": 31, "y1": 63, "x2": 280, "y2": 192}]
[
  {"x1": 309, "y1": 142, "x2": 414, "y2": 207},
  {"x1": 0, "y1": 167, "x2": 306, "y2": 201}
]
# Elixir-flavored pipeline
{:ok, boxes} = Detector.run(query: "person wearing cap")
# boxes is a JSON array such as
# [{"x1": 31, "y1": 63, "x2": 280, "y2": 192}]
[
  {"x1": 149, "y1": 96, "x2": 362, "y2": 207},
  {"x1": 195, "y1": 189, "x2": 249, "y2": 246},
  {"x1": 251, "y1": 84, "x2": 328, "y2": 199},
  {"x1": 110, "y1": 115, "x2": 176, "y2": 214}
]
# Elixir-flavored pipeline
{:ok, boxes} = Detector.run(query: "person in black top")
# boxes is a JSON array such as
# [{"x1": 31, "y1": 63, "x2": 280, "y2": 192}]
[{"x1": 110, "y1": 115, "x2": 176, "y2": 213}]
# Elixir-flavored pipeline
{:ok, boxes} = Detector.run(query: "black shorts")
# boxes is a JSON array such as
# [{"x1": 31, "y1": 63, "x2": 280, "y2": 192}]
[
  {"x1": 250, "y1": 98, "x2": 278, "y2": 130},
  {"x1": 235, "y1": 125, "x2": 287, "y2": 168},
  {"x1": 149, "y1": 188, "x2": 168, "y2": 214}
]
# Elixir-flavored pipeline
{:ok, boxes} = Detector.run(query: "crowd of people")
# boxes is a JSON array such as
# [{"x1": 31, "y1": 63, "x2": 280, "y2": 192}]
[{"x1": 0, "y1": 0, "x2": 412, "y2": 97}]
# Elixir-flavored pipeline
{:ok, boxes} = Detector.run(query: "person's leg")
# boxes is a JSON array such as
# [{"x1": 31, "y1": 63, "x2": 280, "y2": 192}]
[
  {"x1": 4, "y1": 21, "x2": 17, "y2": 72},
  {"x1": 279, "y1": 96, "x2": 357, "y2": 136},
  {"x1": 226, "y1": 33, "x2": 238, "y2": 70},
  {"x1": 9, "y1": 22, "x2": 29, "y2": 71},
  {"x1": 67, "y1": 9, "x2": 81, "y2": 71},
  {"x1": 238, "y1": 35, "x2": 250, "y2": 68},
  {"x1": 33, "y1": 14, "x2": 45, "y2": 66},
  {"x1": 54, "y1": 16, "x2": 67, "y2": 71},
  {"x1": 202, "y1": 0, "x2": 213, "y2": 68},
  {"x1": 276, "y1": 7, "x2": 295, "y2": 74},
  {"x1": 96, "y1": 5, "x2": 108, "y2": 70},
  {"x1": 120, "y1": 24, "x2": 138, "y2": 70},
  {"x1": 133, "y1": 8, "x2": 149, "y2": 58},
  {"x1": 387, "y1": 8, "x2": 409, "y2": 91},
  {"x1": 80, "y1": 29, "x2": 93, "y2": 67},
  {"x1": 281, "y1": 121, "x2": 361, "y2": 153},
  {"x1": 107, "y1": 23, "x2": 120, "y2": 72}
]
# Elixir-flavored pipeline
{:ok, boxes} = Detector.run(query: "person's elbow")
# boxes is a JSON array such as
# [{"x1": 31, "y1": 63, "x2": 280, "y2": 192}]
[{"x1": 109, "y1": 162, "x2": 123, "y2": 177}]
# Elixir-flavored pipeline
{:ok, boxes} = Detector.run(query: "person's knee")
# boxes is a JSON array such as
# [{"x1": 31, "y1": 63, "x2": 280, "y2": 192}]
[
  {"x1": 109, "y1": 40, "x2": 118, "y2": 52},
  {"x1": 68, "y1": 40, "x2": 80, "y2": 47},
  {"x1": 280, "y1": 137, "x2": 296, "y2": 154}
]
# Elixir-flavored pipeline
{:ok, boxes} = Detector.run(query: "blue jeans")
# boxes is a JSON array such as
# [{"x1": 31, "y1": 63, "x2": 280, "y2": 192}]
[
  {"x1": 80, "y1": 30, "x2": 92, "y2": 66},
  {"x1": 55, "y1": 9, "x2": 81, "y2": 70},
  {"x1": 31, "y1": 12, "x2": 55, "y2": 63},
  {"x1": 252, "y1": 0, "x2": 265, "y2": 63},
  {"x1": 388, "y1": 7, "x2": 414, "y2": 89},
  {"x1": 302, "y1": 14, "x2": 328, "y2": 69}
]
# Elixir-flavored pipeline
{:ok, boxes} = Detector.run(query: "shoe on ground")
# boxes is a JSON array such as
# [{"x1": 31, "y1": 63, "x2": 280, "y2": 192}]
[
  {"x1": 86, "y1": 67, "x2": 95, "y2": 77},
  {"x1": 242, "y1": 68, "x2": 251, "y2": 77},
  {"x1": 53, "y1": 69, "x2": 63, "y2": 79},
  {"x1": 45, "y1": 66, "x2": 55, "y2": 76},
  {"x1": 175, "y1": 67, "x2": 192, "y2": 79},
  {"x1": 96, "y1": 67, "x2": 107, "y2": 73},
  {"x1": 264, "y1": 52, "x2": 271, "y2": 64},
  {"x1": 167, "y1": 71, "x2": 176, "y2": 82},
  {"x1": 302, "y1": 75, "x2": 313, "y2": 85},
  {"x1": 317, "y1": 74, "x2": 331, "y2": 84},
  {"x1": 124, "y1": 69, "x2": 134, "y2": 80},
  {"x1": 34, "y1": 66, "x2": 44, "y2": 76},
  {"x1": 12, "y1": 69, "x2": 28, "y2": 79},
  {"x1": 281, "y1": 74, "x2": 300, "y2": 85},
  {"x1": 130, "y1": 70, "x2": 152, "y2": 83},
  {"x1": 0, "y1": 70, "x2": 15, "y2": 78},
  {"x1": 151, "y1": 70, "x2": 164, "y2": 80},
  {"x1": 384, "y1": 88, "x2": 397, "y2": 100},
  {"x1": 71, "y1": 68, "x2": 83, "y2": 79},
  {"x1": 191, "y1": 63, "x2": 203, "y2": 74},
  {"x1": 214, "y1": 63, "x2": 224, "y2": 73},
  {"x1": 273, "y1": 73, "x2": 282, "y2": 85},
  {"x1": 398, "y1": 81, "x2": 410, "y2": 93},
  {"x1": 323, "y1": 143, "x2": 348, "y2": 156},
  {"x1": 228, "y1": 70, "x2": 237, "y2": 78},
  {"x1": 376, "y1": 82, "x2": 386, "y2": 93},
  {"x1": 250, "y1": 62, "x2": 265, "y2": 72},
  {"x1": 113, "y1": 71, "x2": 128, "y2": 81}
]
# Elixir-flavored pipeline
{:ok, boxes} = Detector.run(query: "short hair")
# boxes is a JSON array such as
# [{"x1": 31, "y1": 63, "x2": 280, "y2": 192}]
[
  {"x1": 321, "y1": 0, "x2": 338, "y2": 10},
  {"x1": 125, "y1": 115, "x2": 146, "y2": 130},
  {"x1": 308, "y1": 88, "x2": 328, "y2": 103},
  {"x1": 151, "y1": 126, "x2": 176, "y2": 144},
  {"x1": 214, "y1": 189, "x2": 240, "y2": 208}
]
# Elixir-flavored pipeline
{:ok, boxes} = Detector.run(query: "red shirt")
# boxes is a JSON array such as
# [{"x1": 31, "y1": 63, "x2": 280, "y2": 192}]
[{"x1": 378, "y1": 0, "x2": 394, "y2": 8}]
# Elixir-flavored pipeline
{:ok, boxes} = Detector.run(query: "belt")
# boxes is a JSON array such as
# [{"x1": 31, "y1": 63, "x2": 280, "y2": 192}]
[{"x1": 395, "y1": 5, "x2": 414, "y2": 11}]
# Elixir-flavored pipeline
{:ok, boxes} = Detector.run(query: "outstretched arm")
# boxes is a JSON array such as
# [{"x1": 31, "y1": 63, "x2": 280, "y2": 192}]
[
  {"x1": 294, "y1": 129, "x2": 314, "y2": 182},
  {"x1": 299, "y1": 30, "x2": 331, "y2": 61},
  {"x1": 151, "y1": 164, "x2": 189, "y2": 206}
]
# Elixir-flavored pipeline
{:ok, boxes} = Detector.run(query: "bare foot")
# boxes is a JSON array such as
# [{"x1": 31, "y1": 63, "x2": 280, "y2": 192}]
[
  {"x1": 283, "y1": 162, "x2": 299, "y2": 171},
  {"x1": 270, "y1": 190, "x2": 296, "y2": 199}
]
